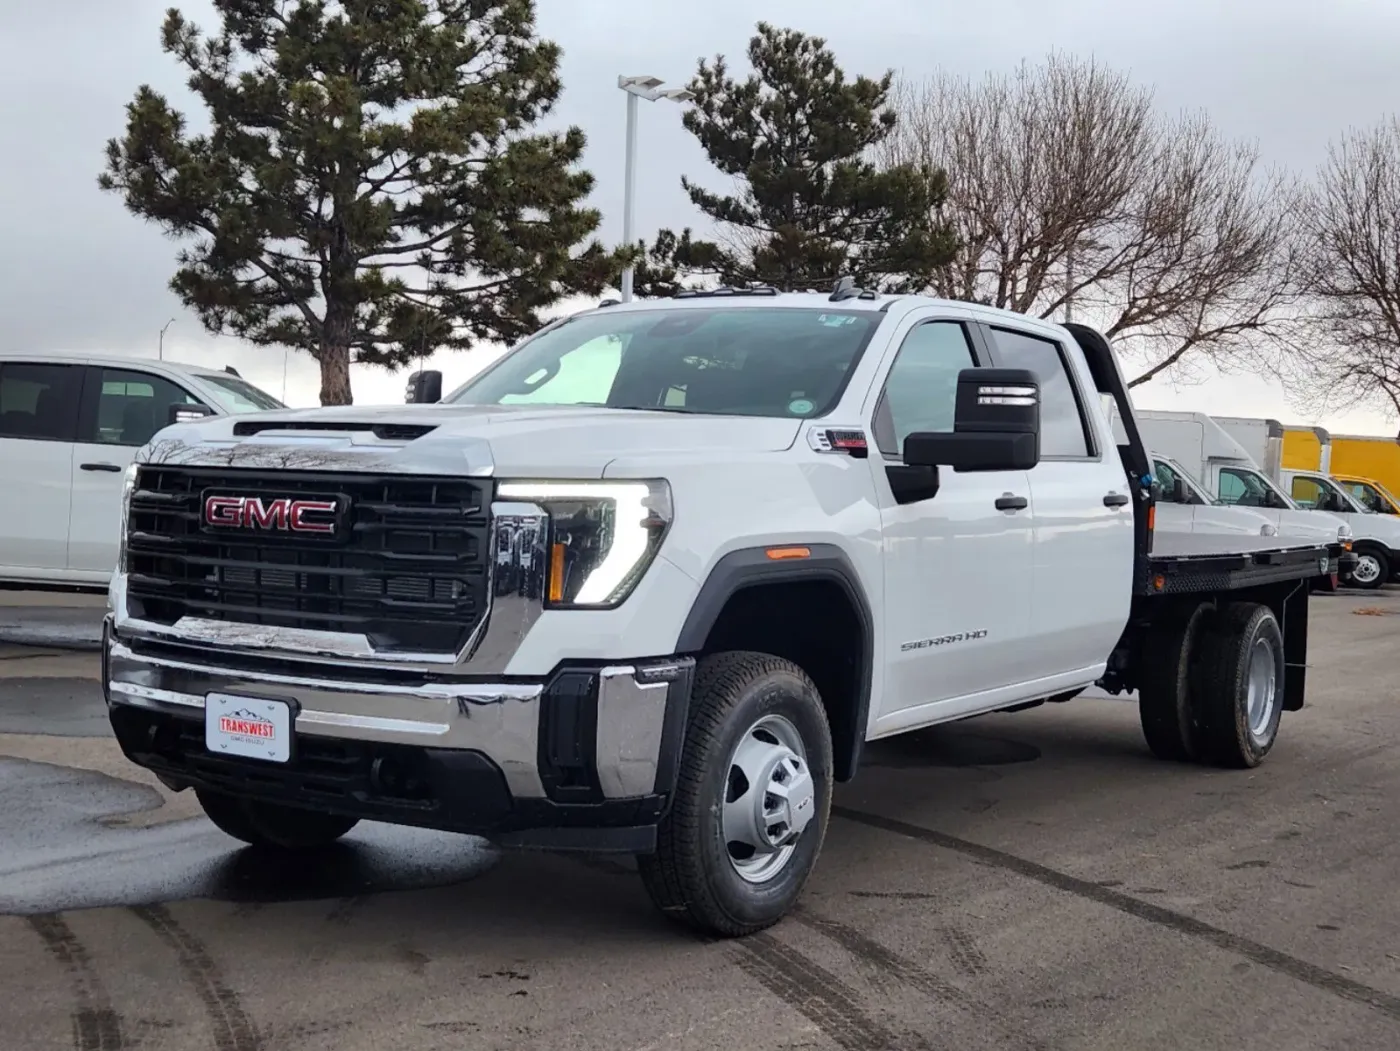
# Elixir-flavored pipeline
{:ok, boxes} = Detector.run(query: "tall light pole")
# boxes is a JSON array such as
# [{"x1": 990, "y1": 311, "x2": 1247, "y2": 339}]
[
  {"x1": 617, "y1": 75, "x2": 694, "y2": 302},
  {"x1": 158, "y1": 317, "x2": 176, "y2": 360}
]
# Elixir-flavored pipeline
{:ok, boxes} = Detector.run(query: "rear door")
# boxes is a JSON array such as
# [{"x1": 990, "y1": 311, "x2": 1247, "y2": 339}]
[
  {"x1": 977, "y1": 321, "x2": 1135, "y2": 682},
  {"x1": 0, "y1": 361, "x2": 84, "y2": 578},
  {"x1": 67, "y1": 364, "x2": 209, "y2": 575}
]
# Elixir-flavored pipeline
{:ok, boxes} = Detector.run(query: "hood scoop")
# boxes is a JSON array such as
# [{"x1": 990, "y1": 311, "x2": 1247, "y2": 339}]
[{"x1": 230, "y1": 419, "x2": 438, "y2": 441}]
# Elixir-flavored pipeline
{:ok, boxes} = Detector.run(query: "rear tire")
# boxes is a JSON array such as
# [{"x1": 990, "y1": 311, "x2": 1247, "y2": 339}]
[
  {"x1": 1190, "y1": 603, "x2": 1285, "y2": 768},
  {"x1": 1137, "y1": 601, "x2": 1209, "y2": 762},
  {"x1": 197, "y1": 790, "x2": 360, "y2": 849},
  {"x1": 637, "y1": 651, "x2": 833, "y2": 938},
  {"x1": 1351, "y1": 546, "x2": 1389, "y2": 590}
]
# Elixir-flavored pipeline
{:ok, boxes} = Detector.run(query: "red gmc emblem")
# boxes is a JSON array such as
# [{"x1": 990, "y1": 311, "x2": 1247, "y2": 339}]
[{"x1": 202, "y1": 494, "x2": 340, "y2": 534}]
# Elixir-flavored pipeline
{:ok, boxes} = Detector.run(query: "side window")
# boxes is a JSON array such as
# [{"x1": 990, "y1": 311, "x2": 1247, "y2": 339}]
[
  {"x1": 1290, "y1": 476, "x2": 1325, "y2": 509},
  {"x1": 1153, "y1": 460, "x2": 1183, "y2": 502},
  {"x1": 986, "y1": 327, "x2": 1093, "y2": 458},
  {"x1": 1348, "y1": 482, "x2": 1385, "y2": 513},
  {"x1": 82, "y1": 368, "x2": 202, "y2": 447},
  {"x1": 1217, "y1": 469, "x2": 1251, "y2": 506},
  {"x1": 874, "y1": 321, "x2": 977, "y2": 457},
  {"x1": 0, "y1": 362, "x2": 82, "y2": 441}
]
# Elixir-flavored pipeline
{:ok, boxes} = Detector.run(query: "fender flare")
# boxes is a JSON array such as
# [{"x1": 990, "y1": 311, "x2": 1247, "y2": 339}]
[{"x1": 675, "y1": 543, "x2": 875, "y2": 781}]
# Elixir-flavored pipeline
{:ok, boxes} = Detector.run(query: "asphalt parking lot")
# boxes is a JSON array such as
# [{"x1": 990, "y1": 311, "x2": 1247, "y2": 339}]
[{"x1": 3, "y1": 588, "x2": 1399, "y2": 1051}]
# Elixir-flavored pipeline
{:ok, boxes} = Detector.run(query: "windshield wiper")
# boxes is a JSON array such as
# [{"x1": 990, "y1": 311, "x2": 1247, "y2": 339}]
[{"x1": 606, "y1": 404, "x2": 699, "y2": 414}]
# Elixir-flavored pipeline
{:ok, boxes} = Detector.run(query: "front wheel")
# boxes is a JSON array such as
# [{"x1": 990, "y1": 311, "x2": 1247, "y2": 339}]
[
  {"x1": 1351, "y1": 547, "x2": 1389, "y2": 590},
  {"x1": 197, "y1": 789, "x2": 360, "y2": 849},
  {"x1": 637, "y1": 651, "x2": 833, "y2": 937}
]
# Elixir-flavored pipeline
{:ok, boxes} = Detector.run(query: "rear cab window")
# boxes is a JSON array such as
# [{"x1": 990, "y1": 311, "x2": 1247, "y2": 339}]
[
  {"x1": 983, "y1": 326, "x2": 1096, "y2": 459},
  {"x1": 0, "y1": 362, "x2": 83, "y2": 441}
]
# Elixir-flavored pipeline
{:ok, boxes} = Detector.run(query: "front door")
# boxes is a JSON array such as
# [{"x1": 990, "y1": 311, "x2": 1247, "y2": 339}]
[
  {"x1": 867, "y1": 313, "x2": 1035, "y2": 731},
  {"x1": 68, "y1": 365, "x2": 208, "y2": 576},
  {"x1": 0, "y1": 361, "x2": 84, "y2": 580}
]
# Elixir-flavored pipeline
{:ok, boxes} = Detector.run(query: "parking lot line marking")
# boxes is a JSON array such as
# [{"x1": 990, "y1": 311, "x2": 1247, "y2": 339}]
[{"x1": 833, "y1": 805, "x2": 1400, "y2": 1022}]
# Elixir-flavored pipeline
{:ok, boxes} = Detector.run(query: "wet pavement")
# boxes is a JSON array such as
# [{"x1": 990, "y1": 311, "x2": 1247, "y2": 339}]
[
  {"x1": 0, "y1": 591, "x2": 106, "y2": 651},
  {"x1": 0, "y1": 757, "x2": 500, "y2": 914},
  {"x1": 3, "y1": 590, "x2": 1400, "y2": 1049}
]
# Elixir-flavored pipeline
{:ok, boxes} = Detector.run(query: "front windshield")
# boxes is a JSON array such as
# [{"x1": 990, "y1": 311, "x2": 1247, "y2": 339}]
[
  {"x1": 198, "y1": 372, "x2": 285, "y2": 413},
  {"x1": 1344, "y1": 479, "x2": 1399, "y2": 513},
  {"x1": 448, "y1": 306, "x2": 883, "y2": 418}
]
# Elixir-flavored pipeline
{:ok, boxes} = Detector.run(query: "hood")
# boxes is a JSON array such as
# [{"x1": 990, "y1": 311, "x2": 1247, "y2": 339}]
[
  {"x1": 136, "y1": 402, "x2": 804, "y2": 479},
  {"x1": 1277, "y1": 509, "x2": 1350, "y2": 541}
]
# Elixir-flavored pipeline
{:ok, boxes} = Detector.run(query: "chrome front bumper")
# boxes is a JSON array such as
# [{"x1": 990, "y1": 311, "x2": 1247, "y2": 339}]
[{"x1": 103, "y1": 620, "x2": 696, "y2": 845}]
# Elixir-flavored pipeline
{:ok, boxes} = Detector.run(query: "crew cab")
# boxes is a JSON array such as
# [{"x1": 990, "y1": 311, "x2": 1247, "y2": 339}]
[
  {"x1": 0, "y1": 351, "x2": 284, "y2": 590},
  {"x1": 101, "y1": 285, "x2": 1341, "y2": 938}
]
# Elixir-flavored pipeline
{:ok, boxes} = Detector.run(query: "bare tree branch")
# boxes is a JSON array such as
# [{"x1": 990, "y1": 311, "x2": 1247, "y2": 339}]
[
  {"x1": 1283, "y1": 118, "x2": 1400, "y2": 424},
  {"x1": 878, "y1": 52, "x2": 1301, "y2": 387}
]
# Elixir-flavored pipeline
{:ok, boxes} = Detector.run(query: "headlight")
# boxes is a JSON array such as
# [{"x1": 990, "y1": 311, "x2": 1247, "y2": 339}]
[
  {"x1": 117, "y1": 463, "x2": 139, "y2": 572},
  {"x1": 496, "y1": 479, "x2": 672, "y2": 608}
]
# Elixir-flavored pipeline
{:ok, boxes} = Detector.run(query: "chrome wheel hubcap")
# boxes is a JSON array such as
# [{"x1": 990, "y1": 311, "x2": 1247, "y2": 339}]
[
  {"x1": 1246, "y1": 637, "x2": 1278, "y2": 738},
  {"x1": 1354, "y1": 554, "x2": 1382, "y2": 584},
  {"x1": 723, "y1": 714, "x2": 815, "y2": 884}
]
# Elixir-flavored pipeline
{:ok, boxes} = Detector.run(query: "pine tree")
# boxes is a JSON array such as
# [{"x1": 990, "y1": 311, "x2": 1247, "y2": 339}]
[
  {"x1": 633, "y1": 22, "x2": 956, "y2": 297},
  {"x1": 100, "y1": 0, "x2": 620, "y2": 405}
]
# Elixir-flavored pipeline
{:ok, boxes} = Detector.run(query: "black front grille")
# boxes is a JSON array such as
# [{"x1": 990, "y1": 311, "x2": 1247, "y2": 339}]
[{"x1": 125, "y1": 466, "x2": 492, "y2": 653}]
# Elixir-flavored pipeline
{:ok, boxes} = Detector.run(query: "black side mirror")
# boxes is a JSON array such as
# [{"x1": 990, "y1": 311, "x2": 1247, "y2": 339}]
[
  {"x1": 903, "y1": 368, "x2": 1041, "y2": 472},
  {"x1": 169, "y1": 403, "x2": 215, "y2": 424},
  {"x1": 405, "y1": 369, "x2": 443, "y2": 404},
  {"x1": 1171, "y1": 477, "x2": 1190, "y2": 504}
]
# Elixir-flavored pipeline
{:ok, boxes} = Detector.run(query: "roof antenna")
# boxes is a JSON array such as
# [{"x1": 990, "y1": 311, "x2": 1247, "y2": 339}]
[{"x1": 829, "y1": 276, "x2": 863, "y2": 302}]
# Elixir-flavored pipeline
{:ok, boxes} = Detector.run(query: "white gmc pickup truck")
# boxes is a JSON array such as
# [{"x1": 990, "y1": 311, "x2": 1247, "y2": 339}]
[{"x1": 102, "y1": 284, "x2": 1341, "y2": 938}]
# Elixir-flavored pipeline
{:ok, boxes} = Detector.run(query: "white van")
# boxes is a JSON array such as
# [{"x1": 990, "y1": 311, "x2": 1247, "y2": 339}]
[
  {"x1": 0, "y1": 351, "x2": 284, "y2": 590},
  {"x1": 1134, "y1": 410, "x2": 1353, "y2": 538}
]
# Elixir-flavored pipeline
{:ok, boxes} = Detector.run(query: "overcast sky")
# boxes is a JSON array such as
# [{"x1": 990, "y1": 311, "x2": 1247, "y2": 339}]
[{"x1": 3, "y1": 0, "x2": 1399, "y2": 433}]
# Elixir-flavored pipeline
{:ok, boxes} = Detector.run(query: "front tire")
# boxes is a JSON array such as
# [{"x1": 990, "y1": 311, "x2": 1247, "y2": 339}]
[
  {"x1": 1351, "y1": 546, "x2": 1389, "y2": 590},
  {"x1": 637, "y1": 651, "x2": 833, "y2": 937},
  {"x1": 1190, "y1": 603, "x2": 1286, "y2": 768},
  {"x1": 197, "y1": 789, "x2": 360, "y2": 849}
]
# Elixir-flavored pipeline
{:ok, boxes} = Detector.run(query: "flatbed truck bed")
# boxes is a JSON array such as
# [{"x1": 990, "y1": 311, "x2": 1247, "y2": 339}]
[{"x1": 1141, "y1": 531, "x2": 1342, "y2": 596}]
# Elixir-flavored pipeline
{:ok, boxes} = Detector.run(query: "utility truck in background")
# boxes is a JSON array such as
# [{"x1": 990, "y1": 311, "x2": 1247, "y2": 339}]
[
  {"x1": 1130, "y1": 410, "x2": 1355, "y2": 587},
  {"x1": 103, "y1": 284, "x2": 1343, "y2": 937},
  {"x1": 1217, "y1": 416, "x2": 1400, "y2": 519},
  {"x1": 1208, "y1": 415, "x2": 1400, "y2": 589}
]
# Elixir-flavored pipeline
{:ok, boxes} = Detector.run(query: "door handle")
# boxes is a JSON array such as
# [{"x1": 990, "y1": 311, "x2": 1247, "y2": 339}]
[
  {"x1": 79, "y1": 463, "x2": 123, "y2": 473},
  {"x1": 1103, "y1": 492, "x2": 1130, "y2": 507},
  {"x1": 995, "y1": 494, "x2": 1028, "y2": 512}
]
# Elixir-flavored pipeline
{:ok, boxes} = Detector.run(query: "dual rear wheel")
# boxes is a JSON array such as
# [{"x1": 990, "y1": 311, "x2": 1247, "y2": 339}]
[{"x1": 1138, "y1": 600, "x2": 1286, "y2": 768}]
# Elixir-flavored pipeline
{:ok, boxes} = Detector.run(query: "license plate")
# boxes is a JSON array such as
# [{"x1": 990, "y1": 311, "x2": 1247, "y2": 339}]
[{"x1": 205, "y1": 693, "x2": 293, "y2": 763}]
